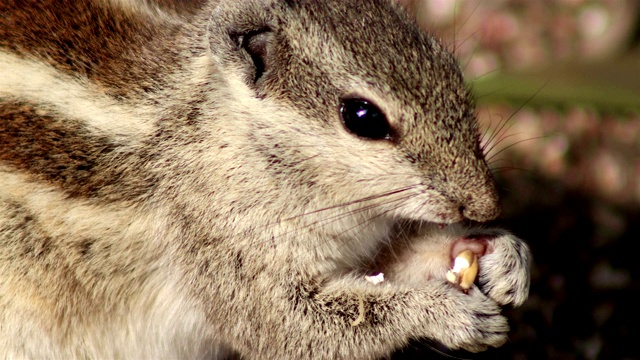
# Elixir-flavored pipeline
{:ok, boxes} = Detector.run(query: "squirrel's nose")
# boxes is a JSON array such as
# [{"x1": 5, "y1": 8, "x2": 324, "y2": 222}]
[
  {"x1": 461, "y1": 203, "x2": 500, "y2": 222},
  {"x1": 458, "y1": 186, "x2": 501, "y2": 222}
]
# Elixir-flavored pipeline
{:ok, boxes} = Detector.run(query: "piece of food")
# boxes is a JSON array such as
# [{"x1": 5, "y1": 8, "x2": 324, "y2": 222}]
[
  {"x1": 446, "y1": 249, "x2": 479, "y2": 290},
  {"x1": 364, "y1": 272, "x2": 385, "y2": 285}
]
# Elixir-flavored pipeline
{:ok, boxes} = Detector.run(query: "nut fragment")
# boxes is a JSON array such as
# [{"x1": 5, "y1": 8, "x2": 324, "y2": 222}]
[
  {"x1": 364, "y1": 273, "x2": 385, "y2": 285},
  {"x1": 446, "y1": 249, "x2": 479, "y2": 290}
]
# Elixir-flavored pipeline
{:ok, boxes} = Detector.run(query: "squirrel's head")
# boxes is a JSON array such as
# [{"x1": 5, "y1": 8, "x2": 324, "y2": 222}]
[{"x1": 202, "y1": 0, "x2": 499, "y2": 225}]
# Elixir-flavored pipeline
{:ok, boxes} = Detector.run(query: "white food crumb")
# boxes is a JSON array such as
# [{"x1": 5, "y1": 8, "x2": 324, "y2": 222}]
[
  {"x1": 446, "y1": 270, "x2": 458, "y2": 283},
  {"x1": 365, "y1": 273, "x2": 385, "y2": 285},
  {"x1": 452, "y1": 256, "x2": 471, "y2": 273}
]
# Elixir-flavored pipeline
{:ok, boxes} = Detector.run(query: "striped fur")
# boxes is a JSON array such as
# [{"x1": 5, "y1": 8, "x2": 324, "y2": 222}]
[{"x1": 0, "y1": 0, "x2": 530, "y2": 358}]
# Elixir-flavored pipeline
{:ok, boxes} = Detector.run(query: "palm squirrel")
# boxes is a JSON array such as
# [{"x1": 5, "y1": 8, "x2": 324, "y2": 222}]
[{"x1": 0, "y1": 0, "x2": 531, "y2": 358}]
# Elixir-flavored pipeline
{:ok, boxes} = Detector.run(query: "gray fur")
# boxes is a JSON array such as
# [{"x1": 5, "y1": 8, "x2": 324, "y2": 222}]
[{"x1": 0, "y1": 0, "x2": 531, "y2": 358}]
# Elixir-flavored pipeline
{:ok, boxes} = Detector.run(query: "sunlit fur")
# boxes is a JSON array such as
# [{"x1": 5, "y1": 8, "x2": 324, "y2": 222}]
[{"x1": 0, "y1": 0, "x2": 530, "y2": 358}]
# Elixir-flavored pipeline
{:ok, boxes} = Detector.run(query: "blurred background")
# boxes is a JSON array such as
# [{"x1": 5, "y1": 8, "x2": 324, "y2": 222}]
[{"x1": 394, "y1": 1, "x2": 640, "y2": 359}]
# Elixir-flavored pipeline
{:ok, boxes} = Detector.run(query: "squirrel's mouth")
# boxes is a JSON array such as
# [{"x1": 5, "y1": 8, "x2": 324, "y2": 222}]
[{"x1": 357, "y1": 221, "x2": 499, "y2": 288}]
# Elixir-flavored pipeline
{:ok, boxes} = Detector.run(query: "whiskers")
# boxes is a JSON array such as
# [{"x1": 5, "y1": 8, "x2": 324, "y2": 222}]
[
  {"x1": 478, "y1": 84, "x2": 548, "y2": 177},
  {"x1": 244, "y1": 182, "x2": 425, "y2": 265},
  {"x1": 280, "y1": 184, "x2": 418, "y2": 224},
  {"x1": 277, "y1": 184, "x2": 420, "y2": 238}
]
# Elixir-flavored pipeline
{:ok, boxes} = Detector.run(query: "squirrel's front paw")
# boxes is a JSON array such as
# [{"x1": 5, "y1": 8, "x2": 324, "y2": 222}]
[
  {"x1": 477, "y1": 233, "x2": 531, "y2": 306},
  {"x1": 421, "y1": 284, "x2": 509, "y2": 352}
]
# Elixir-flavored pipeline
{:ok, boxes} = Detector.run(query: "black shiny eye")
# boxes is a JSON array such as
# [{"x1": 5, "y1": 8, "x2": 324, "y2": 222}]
[{"x1": 340, "y1": 98, "x2": 393, "y2": 140}]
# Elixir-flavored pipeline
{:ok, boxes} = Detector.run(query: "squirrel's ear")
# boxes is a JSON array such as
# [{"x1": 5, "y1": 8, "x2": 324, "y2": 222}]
[
  {"x1": 207, "y1": 0, "x2": 279, "y2": 88},
  {"x1": 235, "y1": 29, "x2": 274, "y2": 85}
]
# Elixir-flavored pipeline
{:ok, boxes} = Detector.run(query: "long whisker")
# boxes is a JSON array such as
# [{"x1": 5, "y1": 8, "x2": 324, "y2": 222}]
[
  {"x1": 330, "y1": 197, "x2": 416, "y2": 268},
  {"x1": 478, "y1": 109, "x2": 500, "y2": 149},
  {"x1": 490, "y1": 166, "x2": 532, "y2": 174},
  {"x1": 486, "y1": 135, "x2": 547, "y2": 163},
  {"x1": 335, "y1": 195, "x2": 414, "y2": 240},
  {"x1": 355, "y1": 173, "x2": 419, "y2": 183},
  {"x1": 470, "y1": 66, "x2": 505, "y2": 84},
  {"x1": 460, "y1": 30, "x2": 482, "y2": 72},
  {"x1": 452, "y1": 0, "x2": 483, "y2": 54},
  {"x1": 483, "y1": 132, "x2": 523, "y2": 157},
  {"x1": 483, "y1": 112, "x2": 513, "y2": 154},
  {"x1": 280, "y1": 192, "x2": 417, "y2": 238},
  {"x1": 482, "y1": 83, "x2": 547, "y2": 153},
  {"x1": 280, "y1": 185, "x2": 419, "y2": 222}
]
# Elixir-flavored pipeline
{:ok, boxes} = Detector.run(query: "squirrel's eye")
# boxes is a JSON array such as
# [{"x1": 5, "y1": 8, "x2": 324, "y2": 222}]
[{"x1": 340, "y1": 98, "x2": 393, "y2": 140}]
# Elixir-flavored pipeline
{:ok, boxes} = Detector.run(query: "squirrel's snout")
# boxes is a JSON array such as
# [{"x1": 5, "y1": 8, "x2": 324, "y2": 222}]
[
  {"x1": 457, "y1": 185, "x2": 501, "y2": 223},
  {"x1": 450, "y1": 159, "x2": 501, "y2": 223},
  {"x1": 461, "y1": 201, "x2": 501, "y2": 222}
]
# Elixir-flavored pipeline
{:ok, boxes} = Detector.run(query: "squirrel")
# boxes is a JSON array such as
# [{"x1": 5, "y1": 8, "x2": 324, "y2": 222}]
[{"x1": 0, "y1": 0, "x2": 531, "y2": 358}]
